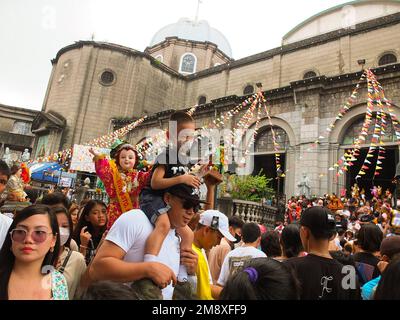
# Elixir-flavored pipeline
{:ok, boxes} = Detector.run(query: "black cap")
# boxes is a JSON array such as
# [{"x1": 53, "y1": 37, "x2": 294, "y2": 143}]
[
  {"x1": 359, "y1": 214, "x2": 373, "y2": 223},
  {"x1": 300, "y1": 206, "x2": 337, "y2": 239},
  {"x1": 165, "y1": 184, "x2": 207, "y2": 204}
]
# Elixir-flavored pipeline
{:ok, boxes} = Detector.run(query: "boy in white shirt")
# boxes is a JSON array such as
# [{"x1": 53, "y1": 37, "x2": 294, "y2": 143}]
[{"x1": 217, "y1": 222, "x2": 266, "y2": 287}]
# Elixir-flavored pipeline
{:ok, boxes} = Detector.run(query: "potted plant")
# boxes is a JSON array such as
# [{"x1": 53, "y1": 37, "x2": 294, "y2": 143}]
[{"x1": 222, "y1": 170, "x2": 274, "y2": 203}]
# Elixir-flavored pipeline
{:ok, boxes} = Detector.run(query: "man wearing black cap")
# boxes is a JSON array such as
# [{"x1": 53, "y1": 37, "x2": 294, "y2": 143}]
[
  {"x1": 89, "y1": 178, "x2": 218, "y2": 300},
  {"x1": 284, "y1": 206, "x2": 360, "y2": 300}
]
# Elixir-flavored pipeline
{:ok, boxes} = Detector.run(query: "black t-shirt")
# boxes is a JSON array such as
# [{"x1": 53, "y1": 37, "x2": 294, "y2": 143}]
[
  {"x1": 284, "y1": 254, "x2": 361, "y2": 300},
  {"x1": 142, "y1": 147, "x2": 194, "y2": 196},
  {"x1": 353, "y1": 252, "x2": 381, "y2": 285}
]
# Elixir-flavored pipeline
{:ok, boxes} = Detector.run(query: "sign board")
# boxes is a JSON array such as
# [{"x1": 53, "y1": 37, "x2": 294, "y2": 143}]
[
  {"x1": 57, "y1": 171, "x2": 77, "y2": 188},
  {"x1": 60, "y1": 171, "x2": 77, "y2": 179},
  {"x1": 59, "y1": 177, "x2": 73, "y2": 188},
  {"x1": 70, "y1": 145, "x2": 110, "y2": 173}
]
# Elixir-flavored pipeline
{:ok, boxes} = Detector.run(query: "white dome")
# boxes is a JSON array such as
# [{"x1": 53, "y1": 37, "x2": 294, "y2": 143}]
[
  {"x1": 150, "y1": 18, "x2": 232, "y2": 57},
  {"x1": 283, "y1": 0, "x2": 400, "y2": 45}
]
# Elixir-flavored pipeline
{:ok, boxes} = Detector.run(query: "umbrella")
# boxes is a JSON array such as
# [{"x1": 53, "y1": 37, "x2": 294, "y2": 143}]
[{"x1": 29, "y1": 162, "x2": 63, "y2": 183}]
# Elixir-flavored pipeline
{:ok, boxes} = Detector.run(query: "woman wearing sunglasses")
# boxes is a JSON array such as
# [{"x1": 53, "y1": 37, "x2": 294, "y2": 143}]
[
  {"x1": 0, "y1": 205, "x2": 68, "y2": 300},
  {"x1": 53, "y1": 206, "x2": 87, "y2": 299}
]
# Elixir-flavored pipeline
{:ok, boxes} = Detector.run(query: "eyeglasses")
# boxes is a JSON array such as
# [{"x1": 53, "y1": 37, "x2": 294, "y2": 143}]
[
  {"x1": 0, "y1": 178, "x2": 8, "y2": 185},
  {"x1": 10, "y1": 229, "x2": 54, "y2": 244},
  {"x1": 182, "y1": 200, "x2": 200, "y2": 213}
]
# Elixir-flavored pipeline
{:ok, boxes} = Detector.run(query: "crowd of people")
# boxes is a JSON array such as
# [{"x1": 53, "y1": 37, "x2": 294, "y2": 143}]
[{"x1": 0, "y1": 111, "x2": 399, "y2": 301}]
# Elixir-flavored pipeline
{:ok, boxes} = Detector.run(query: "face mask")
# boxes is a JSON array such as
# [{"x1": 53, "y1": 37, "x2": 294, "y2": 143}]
[
  {"x1": 59, "y1": 227, "x2": 70, "y2": 246},
  {"x1": 233, "y1": 233, "x2": 241, "y2": 244}
]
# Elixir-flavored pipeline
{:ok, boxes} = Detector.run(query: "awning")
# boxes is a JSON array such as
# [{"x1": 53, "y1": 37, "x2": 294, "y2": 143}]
[{"x1": 28, "y1": 162, "x2": 63, "y2": 183}]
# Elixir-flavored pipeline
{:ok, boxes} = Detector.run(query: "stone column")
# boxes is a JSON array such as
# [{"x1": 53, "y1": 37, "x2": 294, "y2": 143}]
[
  {"x1": 328, "y1": 143, "x2": 340, "y2": 194},
  {"x1": 285, "y1": 147, "x2": 296, "y2": 197}
]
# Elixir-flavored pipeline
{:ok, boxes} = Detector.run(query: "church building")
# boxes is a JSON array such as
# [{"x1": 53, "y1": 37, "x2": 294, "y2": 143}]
[{"x1": 30, "y1": 0, "x2": 400, "y2": 196}]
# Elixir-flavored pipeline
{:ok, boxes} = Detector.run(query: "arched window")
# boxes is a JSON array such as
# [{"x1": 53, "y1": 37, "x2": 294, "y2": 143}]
[
  {"x1": 303, "y1": 71, "x2": 317, "y2": 79},
  {"x1": 198, "y1": 96, "x2": 207, "y2": 105},
  {"x1": 342, "y1": 114, "x2": 396, "y2": 145},
  {"x1": 179, "y1": 53, "x2": 197, "y2": 74},
  {"x1": 155, "y1": 55, "x2": 163, "y2": 62},
  {"x1": 378, "y1": 53, "x2": 397, "y2": 66},
  {"x1": 255, "y1": 127, "x2": 289, "y2": 152},
  {"x1": 243, "y1": 85, "x2": 254, "y2": 95}
]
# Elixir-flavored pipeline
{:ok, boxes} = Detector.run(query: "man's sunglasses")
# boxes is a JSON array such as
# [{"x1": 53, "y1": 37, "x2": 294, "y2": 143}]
[
  {"x1": 0, "y1": 178, "x2": 8, "y2": 185},
  {"x1": 182, "y1": 200, "x2": 201, "y2": 213},
  {"x1": 10, "y1": 229, "x2": 54, "y2": 244}
]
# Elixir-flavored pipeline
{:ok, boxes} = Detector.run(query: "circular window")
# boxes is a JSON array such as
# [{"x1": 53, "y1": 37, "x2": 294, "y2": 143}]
[{"x1": 100, "y1": 70, "x2": 116, "y2": 86}]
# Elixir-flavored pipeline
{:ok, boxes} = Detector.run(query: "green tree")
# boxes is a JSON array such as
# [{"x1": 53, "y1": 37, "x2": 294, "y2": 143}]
[{"x1": 230, "y1": 170, "x2": 274, "y2": 202}]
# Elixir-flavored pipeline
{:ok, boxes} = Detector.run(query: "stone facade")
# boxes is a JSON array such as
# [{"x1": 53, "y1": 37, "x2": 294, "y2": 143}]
[
  {"x1": 119, "y1": 66, "x2": 400, "y2": 198},
  {"x1": 0, "y1": 104, "x2": 38, "y2": 162}
]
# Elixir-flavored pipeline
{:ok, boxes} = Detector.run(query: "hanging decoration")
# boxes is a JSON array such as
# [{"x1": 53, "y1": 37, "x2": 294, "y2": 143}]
[
  {"x1": 30, "y1": 116, "x2": 147, "y2": 167},
  {"x1": 261, "y1": 94, "x2": 282, "y2": 175},
  {"x1": 328, "y1": 69, "x2": 400, "y2": 184}
]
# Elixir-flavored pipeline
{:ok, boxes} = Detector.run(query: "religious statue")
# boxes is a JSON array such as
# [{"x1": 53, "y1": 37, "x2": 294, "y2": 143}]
[
  {"x1": 21, "y1": 148, "x2": 30, "y2": 162},
  {"x1": 377, "y1": 185, "x2": 383, "y2": 197},
  {"x1": 297, "y1": 172, "x2": 311, "y2": 198},
  {"x1": 4, "y1": 165, "x2": 28, "y2": 202},
  {"x1": 2, "y1": 147, "x2": 12, "y2": 167},
  {"x1": 327, "y1": 193, "x2": 344, "y2": 212},
  {"x1": 351, "y1": 183, "x2": 360, "y2": 198},
  {"x1": 371, "y1": 186, "x2": 379, "y2": 199},
  {"x1": 73, "y1": 178, "x2": 91, "y2": 205},
  {"x1": 385, "y1": 189, "x2": 392, "y2": 201}
]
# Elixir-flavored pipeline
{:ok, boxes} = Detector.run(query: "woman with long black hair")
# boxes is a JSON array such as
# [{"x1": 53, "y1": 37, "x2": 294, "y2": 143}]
[
  {"x1": 279, "y1": 223, "x2": 305, "y2": 261},
  {"x1": 72, "y1": 200, "x2": 108, "y2": 265},
  {"x1": 0, "y1": 204, "x2": 68, "y2": 300}
]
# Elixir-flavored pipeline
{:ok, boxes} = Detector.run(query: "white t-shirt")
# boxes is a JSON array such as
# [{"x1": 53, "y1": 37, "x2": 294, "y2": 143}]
[
  {"x1": 217, "y1": 245, "x2": 266, "y2": 286},
  {"x1": 0, "y1": 214, "x2": 13, "y2": 249},
  {"x1": 106, "y1": 209, "x2": 180, "y2": 300}
]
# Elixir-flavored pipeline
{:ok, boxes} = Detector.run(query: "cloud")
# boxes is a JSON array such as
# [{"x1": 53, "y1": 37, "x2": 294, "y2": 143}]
[{"x1": 0, "y1": 0, "x2": 347, "y2": 109}]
